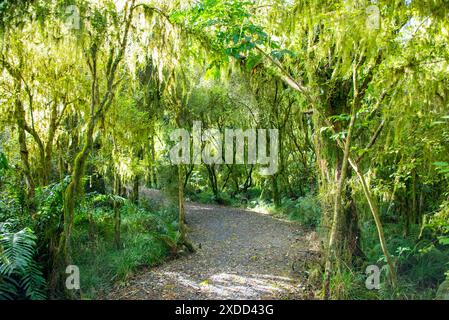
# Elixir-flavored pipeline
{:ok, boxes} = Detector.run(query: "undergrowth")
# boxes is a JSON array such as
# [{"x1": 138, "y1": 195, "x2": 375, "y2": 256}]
[{"x1": 71, "y1": 194, "x2": 178, "y2": 299}]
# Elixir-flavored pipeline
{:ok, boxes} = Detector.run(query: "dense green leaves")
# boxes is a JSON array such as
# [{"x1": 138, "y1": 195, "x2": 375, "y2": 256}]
[
  {"x1": 0, "y1": 222, "x2": 46, "y2": 300},
  {"x1": 0, "y1": 0, "x2": 448, "y2": 300},
  {"x1": 0, "y1": 152, "x2": 7, "y2": 177}
]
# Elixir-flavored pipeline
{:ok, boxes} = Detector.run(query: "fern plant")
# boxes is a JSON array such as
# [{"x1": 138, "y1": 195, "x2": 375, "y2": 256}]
[
  {"x1": 151, "y1": 220, "x2": 181, "y2": 256},
  {"x1": 0, "y1": 151, "x2": 7, "y2": 173},
  {"x1": 0, "y1": 221, "x2": 46, "y2": 300}
]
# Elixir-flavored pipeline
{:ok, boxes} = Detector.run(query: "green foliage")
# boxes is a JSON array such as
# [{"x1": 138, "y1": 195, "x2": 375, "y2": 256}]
[
  {"x1": 0, "y1": 0, "x2": 448, "y2": 301},
  {"x1": 88, "y1": 192, "x2": 126, "y2": 209},
  {"x1": 34, "y1": 177, "x2": 71, "y2": 241},
  {"x1": 284, "y1": 196, "x2": 322, "y2": 228},
  {"x1": 151, "y1": 220, "x2": 180, "y2": 256},
  {"x1": 188, "y1": 190, "x2": 233, "y2": 206},
  {"x1": 425, "y1": 202, "x2": 449, "y2": 280},
  {"x1": 433, "y1": 162, "x2": 449, "y2": 181},
  {"x1": 0, "y1": 222, "x2": 46, "y2": 300},
  {"x1": 71, "y1": 197, "x2": 175, "y2": 298},
  {"x1": 174, "y1": 1, "x2": 262, "y2": 50},
  {"x1": 0, "y1": 0, "x2": 34, "y2": 30},
  {"x1": 359, "y1": 221, "x2": 449, "y2": 298},
  {"x1": 0, "y1": 152, "x2": 7, "y2": 172},
  {"x1": 0, "y1": 151, "x2": 20, "y2": 219},
  {"x1": 426, "y1": 202, "x2": 449, "y2": 244},
  {"x1": 242, "y1": 195, "x2": 322, "y2": 229},
  {"x1": 342, "y1": 268, "x2": 437, "y2": 300}
]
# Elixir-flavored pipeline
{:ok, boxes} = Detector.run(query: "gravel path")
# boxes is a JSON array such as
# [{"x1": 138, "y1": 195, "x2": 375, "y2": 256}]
[{"x1": 108, "y1": 201, "x2": 319, "y2": 300}]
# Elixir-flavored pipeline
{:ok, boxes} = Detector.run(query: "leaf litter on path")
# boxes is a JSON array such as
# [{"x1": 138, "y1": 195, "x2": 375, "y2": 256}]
[{"x1": 107, "y1": 199, "x2": 320, "y2": 300}]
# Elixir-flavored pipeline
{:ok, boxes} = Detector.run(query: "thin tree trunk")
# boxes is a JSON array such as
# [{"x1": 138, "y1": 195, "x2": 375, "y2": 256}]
[
  {"x1": 42, "y1": 100, "x2": 60, "y2": 185},
  {"x1": 178, "y1": 165, "x2": 195, "y2": 252},
  {"x1": 272, "y1": 174, "x2": 280, "y2": 208},
  {"x1": 323, "y1": 107, "x2": 357, "y2": 299},
  {"x1": 348, "y1": 158, "x2": 397, "y2": 287},
  {"x1": 132, "y1": 174, "x2": 139, "y2": 204},
  {"x1": 15, "y1": 94, "x2": 35, "y2": 207},
  {"x1": 50, "y1": 124, "x2": 93, "y2": 298},
  {"x1": 114, "y1": 172, "x2": 121, "y2": 249},
  {"x1": 149, "y1": 131, "x2": 157, "y2": 188}
]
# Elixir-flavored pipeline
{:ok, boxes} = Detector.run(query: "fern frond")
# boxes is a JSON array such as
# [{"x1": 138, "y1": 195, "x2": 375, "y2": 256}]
[
  {"x1": 0, "y1": 227, "x2": 37, "y2": 276},
  {"x1": 0, "y1": 223, "x2": 47, "y2": 300},
  {"x1": 0, "y1": 277, "x2": 19, "y2": 300},
  {"x1": 20, "y1": 260, "x2": 47, "y2": 300}
]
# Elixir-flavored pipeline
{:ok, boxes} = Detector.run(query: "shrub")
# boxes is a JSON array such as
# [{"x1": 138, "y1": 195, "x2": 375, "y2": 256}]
[
  {"x1": 286, "y1": 195, "x2": 321, "y2": 228},
  {"x1": 70, "y1": 197, "x2": 176, "y2": 298}
]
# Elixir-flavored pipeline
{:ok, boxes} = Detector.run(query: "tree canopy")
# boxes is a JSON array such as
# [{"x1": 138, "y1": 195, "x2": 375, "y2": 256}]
[{"x1": 0, "y1": 0, "x2": 448, "y2": 300}]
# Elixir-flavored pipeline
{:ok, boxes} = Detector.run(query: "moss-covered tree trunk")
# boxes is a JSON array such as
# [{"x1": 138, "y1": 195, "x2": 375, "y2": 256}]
[
  {"x1": 349, "y1": 158, "x2": 397, "y2": 287},
  {"x1": 49, "y1": 120, "x2": 94, "y2": 298},
  {"x1": 50, "y1": 2, "x2": 135, "y2": 297},
  {"x1": 323, "y1": 108, "x2": 356, "y2": 299},
  {"x1": 114, "y1": 172, "x2": 121, "y2": 249},
  {"x1": 178, "y1": 164, "x2": 195, "y2": 253},
  {"x1": 15, "y1": 96, "x2": 35, "y2": 207}
]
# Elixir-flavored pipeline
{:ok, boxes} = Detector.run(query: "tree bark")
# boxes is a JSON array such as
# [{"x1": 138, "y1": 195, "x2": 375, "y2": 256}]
[
  {"x1": 114, "y1": 172, "x2": 121, "y2": 249},
  {"x1": 323, "y1": 106, "x2": 357, "y2": 299},
  {"x1": 132, "y1": 174, "x2": 139, "y2": 204},
  {"x1": 349, "y1": 158, "x2": 397, "y2": 287},
  {"x1": 15, "y1": 97, "x2": 35, "y2": 207},
  {"x1": 178, "y1": 164, "x2": 195, "y2": 252}
]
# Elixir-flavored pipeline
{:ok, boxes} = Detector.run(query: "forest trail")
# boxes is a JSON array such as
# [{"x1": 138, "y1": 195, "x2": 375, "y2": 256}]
[{"x1": 108, "y1": 191, "x2": 320, "y2": 300}]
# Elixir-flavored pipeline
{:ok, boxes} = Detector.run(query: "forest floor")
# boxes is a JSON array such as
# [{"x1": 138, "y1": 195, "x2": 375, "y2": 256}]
[{"x1": 107, "y1": 190, "x2": 321, "y2": 300}]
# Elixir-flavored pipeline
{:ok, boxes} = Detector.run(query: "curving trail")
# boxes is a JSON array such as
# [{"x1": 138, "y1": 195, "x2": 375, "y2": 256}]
[{"x1": 108, "y1": 200, "x2": 320, "y2": 300}]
